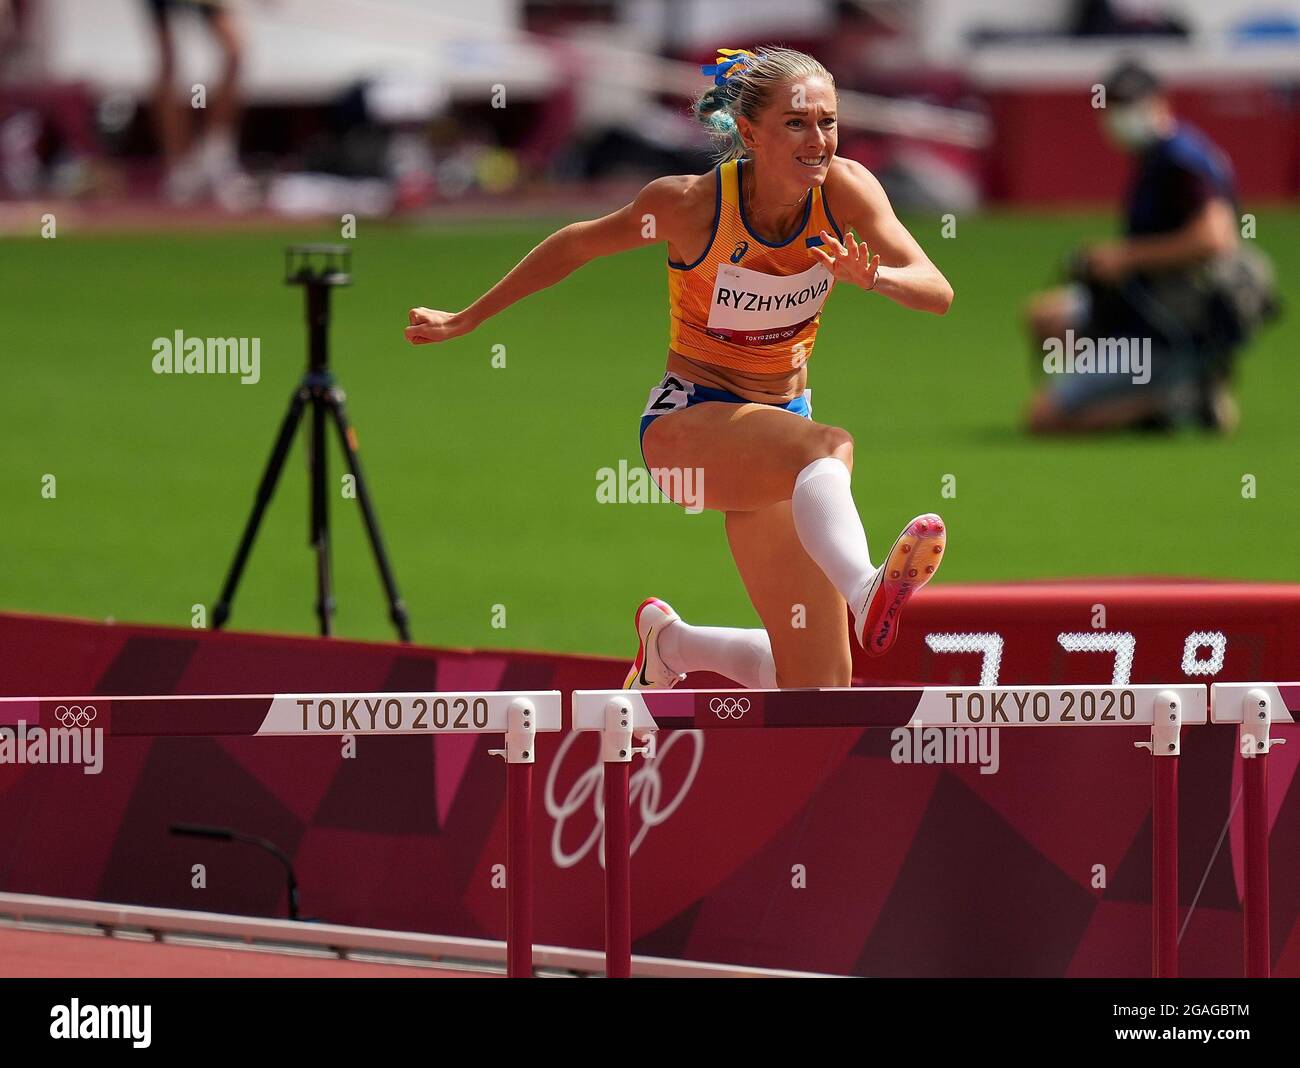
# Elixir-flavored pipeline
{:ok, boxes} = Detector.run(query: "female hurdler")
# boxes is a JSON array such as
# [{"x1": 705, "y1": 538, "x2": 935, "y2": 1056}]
[{"x1": 406, "y1": 47, "x2": 953, "y2": 690}]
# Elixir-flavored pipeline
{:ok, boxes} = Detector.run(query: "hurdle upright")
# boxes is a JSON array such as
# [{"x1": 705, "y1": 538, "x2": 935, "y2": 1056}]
[
  {"x1": 0, "y1": 690, "x2": 562, "y2": 978},
  {"x1": 1210, "y1": 682, "x2": 1297, "y2": 978},
  {"x1": 573, "y1": 684, "x2": 1207, "y2": 979}
]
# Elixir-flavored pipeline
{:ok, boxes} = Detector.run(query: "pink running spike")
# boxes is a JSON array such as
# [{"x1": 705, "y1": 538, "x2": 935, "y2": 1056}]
[{"x1": 855, "y1": 513, "x2": 948, "y2": 657}]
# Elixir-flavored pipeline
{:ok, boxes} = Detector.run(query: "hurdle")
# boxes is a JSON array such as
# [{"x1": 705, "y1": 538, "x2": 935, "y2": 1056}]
[
  {"x1": 1210, "y1": 682, "x2": 1297, "y2": 978},
  {"x1": 0, "y1": 690, "x2": 562, "y2": 978},
  {"x1": 572, "y1": 684, "x2": 1208, "y2": 978}
]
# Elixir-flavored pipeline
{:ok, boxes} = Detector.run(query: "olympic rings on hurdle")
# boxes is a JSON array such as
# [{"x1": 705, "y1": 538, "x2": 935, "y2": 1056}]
[
  {"x1": 54, "y1": 704, "x2": 97, "y2": 727},
  {"x1": 708, "y1": 696, "x2": 749, "y2": 720}
]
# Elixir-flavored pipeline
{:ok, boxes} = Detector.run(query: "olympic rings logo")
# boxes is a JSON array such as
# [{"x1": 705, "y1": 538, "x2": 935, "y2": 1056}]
[
  {"x1": 545, "y1": 729, "x2": 704, "y2": 870},
  {"x1": 54, "y1": 704, "x2": 97, "y2": 727},
  {"x1": 709, "y1": 696, "x2": 749, "y2": 720}
]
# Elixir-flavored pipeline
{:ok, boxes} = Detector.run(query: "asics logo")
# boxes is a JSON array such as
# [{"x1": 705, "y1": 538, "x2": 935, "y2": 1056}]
[
  {"x1": 54, "y1": 704, "x2": 97, "y2": 727},
  {"x1": 709, "y1": 696, "x2": 749, "y2": 720},
  {"x1": 545, "y1": 729, "x2": 704, "y2": 869}
]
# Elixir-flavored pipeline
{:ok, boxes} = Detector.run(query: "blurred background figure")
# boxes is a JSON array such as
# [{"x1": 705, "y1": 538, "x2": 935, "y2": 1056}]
[
  {"x1": 1069, "y1": 0, "x2": 1188, "y2": 38},
  {"x1": 144, "y1": 0, "x2": 253, "y2": 207},
  {"x1": 1023, "y1": 59, "x2": 1277, "y2": 434},
  {"x1": 0, "y1": 0, "x2": 101, "y2": 197}
]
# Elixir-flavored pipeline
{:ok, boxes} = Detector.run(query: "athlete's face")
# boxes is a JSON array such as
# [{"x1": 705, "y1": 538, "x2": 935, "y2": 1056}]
[{"x1": 743, "y1": 76, "x2": 837, "y2": 186}]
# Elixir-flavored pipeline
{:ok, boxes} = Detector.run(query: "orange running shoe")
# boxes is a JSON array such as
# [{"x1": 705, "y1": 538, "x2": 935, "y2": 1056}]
[{"x1": 853, "y1": 514, "x2": 946, "y2": 656}]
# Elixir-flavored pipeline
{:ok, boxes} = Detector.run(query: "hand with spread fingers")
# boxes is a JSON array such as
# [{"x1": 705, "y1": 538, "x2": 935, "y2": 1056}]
[{"x1": 809, "y1": 229, "x2": 881, "y2": 292}]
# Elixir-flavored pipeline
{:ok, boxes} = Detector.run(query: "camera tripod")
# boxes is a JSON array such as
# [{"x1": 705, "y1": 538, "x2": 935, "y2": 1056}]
[{"x1": 212, "y1": 245, "x2": 410, "y2": 641}]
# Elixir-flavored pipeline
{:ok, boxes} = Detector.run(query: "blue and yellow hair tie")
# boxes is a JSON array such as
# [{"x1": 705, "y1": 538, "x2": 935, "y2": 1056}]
[{"x1": 701, "y1": 48, "x2": 757, "y2": 86}]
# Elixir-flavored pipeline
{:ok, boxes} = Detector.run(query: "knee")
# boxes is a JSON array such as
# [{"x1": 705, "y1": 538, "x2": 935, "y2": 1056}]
[
  {"x1": 808, "y1": 424, "x2": 854, "y2": 471},
  {"x1": 775, "y1": 659, "x2": 852, "y2": 689},
  {"x1": 773, "y1": 641, "x2": 853, "y2": 689},
  {"x1": 1024, "y1": 293, "x2": 1063, "y2": 340},
  {"x1": 1025, "y1": 389, "x2": 1068, "y2": 434}
]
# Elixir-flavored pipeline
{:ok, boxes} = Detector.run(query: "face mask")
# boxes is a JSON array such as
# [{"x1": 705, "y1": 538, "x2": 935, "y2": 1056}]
[{"x1": 1104, "y1": 104, "x2": 1162, "y2": 150}]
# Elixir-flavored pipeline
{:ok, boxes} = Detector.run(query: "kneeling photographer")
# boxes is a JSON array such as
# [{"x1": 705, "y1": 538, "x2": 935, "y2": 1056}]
[{"x1": 1023, "y1": 60, "x2": 1278, "y2": 434}]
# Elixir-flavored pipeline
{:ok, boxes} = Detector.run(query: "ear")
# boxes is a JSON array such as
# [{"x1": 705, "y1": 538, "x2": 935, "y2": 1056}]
[{"x1": 734, "y1": 114, "x2": 755, "y2": 152}]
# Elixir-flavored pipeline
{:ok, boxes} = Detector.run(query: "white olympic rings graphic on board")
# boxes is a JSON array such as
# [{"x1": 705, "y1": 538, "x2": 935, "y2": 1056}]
[
  {"x1": 709, "y1": 696, "x2": 749, "y2": 720},
  {"x1": 544, "y1": 729, "x2": 704, "y2": 870},
  {"x1": 53, "y1": 704, "x2": 97, "y2": 727}
]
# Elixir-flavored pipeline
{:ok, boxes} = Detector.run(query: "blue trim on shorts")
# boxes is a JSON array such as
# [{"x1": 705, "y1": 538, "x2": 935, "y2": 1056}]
[{"x1": 639, "y1": 383, "x2": 811, "y2": 467}]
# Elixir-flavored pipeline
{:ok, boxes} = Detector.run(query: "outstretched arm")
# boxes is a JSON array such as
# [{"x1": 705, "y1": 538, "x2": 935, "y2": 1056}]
[
  {"x1": 406, "y1": 178, "x2": 685, "y2": 344},
  {"x1": 809, "y1": 158, "x2": 953, "y2": 316}
]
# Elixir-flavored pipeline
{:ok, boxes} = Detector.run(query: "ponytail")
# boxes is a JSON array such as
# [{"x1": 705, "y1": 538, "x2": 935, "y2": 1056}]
[{"x1": 694, "y1": 83, "x2": 746, "y2": 163}]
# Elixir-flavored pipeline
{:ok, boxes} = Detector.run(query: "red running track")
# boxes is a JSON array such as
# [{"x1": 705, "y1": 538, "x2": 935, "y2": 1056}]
[{"x1": 0, "y1": 927, "x2": 491, "y2": 978}]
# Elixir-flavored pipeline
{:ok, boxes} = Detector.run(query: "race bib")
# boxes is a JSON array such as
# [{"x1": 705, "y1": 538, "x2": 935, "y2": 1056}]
[
  {"x1": 643, "y1": 374, "x2": 695, "y2": 417},
  {"x1": 704, "y1": 261, "x2": 833, "y2": 346}
]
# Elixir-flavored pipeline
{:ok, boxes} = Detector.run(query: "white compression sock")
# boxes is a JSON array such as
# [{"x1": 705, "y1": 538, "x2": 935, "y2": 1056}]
[
  {"x1": 656, "y1": 620, "x2": 777, "y2": 689},
  {"x1": 791, "y1": 457, "x2": 876, "y2": 605}
]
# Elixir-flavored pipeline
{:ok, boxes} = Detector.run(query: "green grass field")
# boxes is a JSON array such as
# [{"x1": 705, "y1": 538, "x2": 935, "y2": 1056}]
[{"x1": 1, "y1": 211, "x2": 1297, "y2": 658}]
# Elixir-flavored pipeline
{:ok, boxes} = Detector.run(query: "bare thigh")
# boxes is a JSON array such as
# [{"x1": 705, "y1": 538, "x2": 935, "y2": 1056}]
[
  {"x1": 644, "y1": 399, "x2": 857, "y2": 684},
  {"x1": 641, "y1": 401, "x2": 852, "y2": 513},
  {"x1": 726, "y1": 501, "x2": 851, "y2": 687}
]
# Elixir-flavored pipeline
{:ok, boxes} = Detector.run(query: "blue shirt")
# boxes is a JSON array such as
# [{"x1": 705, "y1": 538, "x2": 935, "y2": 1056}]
[{"x1": 1125, "y1": 123, "x2": 1237, "y2": 237}]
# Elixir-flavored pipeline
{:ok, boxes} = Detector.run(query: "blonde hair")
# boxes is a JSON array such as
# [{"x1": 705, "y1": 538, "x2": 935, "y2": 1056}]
[{"x1": 694, "y1": 46, "x2": 836, "y2": 164}]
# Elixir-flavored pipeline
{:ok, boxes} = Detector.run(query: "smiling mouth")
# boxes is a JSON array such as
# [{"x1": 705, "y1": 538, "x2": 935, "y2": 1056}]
[{"x1": 797, "y1": 155, "x2": 826, "y2": 167}]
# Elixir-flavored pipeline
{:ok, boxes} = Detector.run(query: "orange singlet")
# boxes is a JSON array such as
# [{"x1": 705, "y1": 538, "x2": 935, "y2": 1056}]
[{"x1": 666, "y1": 157, "x2": 843, "y2": 403}]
